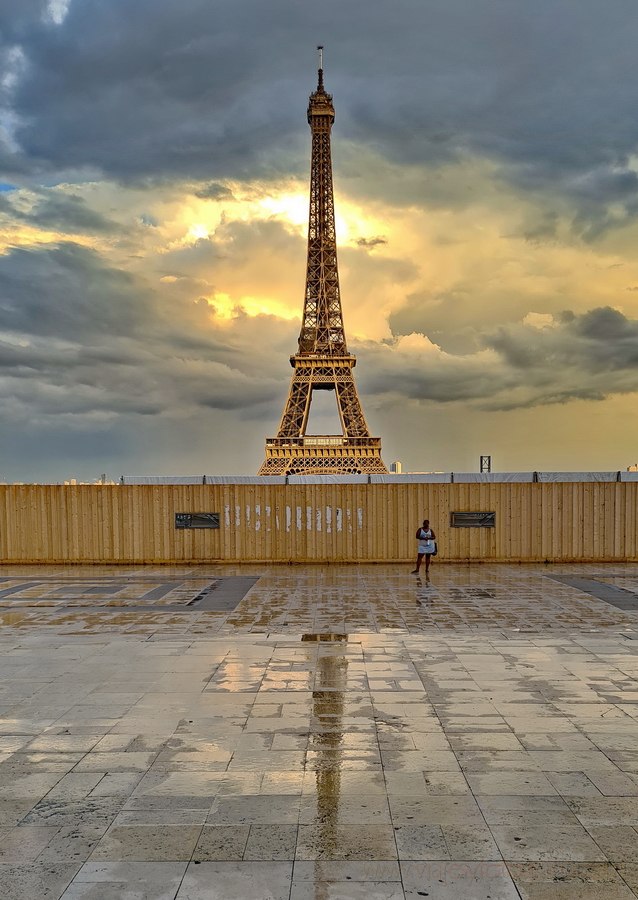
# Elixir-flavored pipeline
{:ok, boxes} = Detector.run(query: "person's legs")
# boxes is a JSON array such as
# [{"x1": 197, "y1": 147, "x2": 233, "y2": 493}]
[
  {"x1": 425, "y1": 553, "x2": 432, "y2": 574},
  {"x1": 411, "y1": 553, "x2": 424, "y2": 574}
]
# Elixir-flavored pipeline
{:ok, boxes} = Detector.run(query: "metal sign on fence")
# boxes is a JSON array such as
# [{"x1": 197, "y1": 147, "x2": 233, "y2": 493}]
[
  {"x1": 175, "y1": 513, "x2": 220, "y2": 529},
  {"x1": 450, "y1": 511, "x2": 496, "y2": 528}
]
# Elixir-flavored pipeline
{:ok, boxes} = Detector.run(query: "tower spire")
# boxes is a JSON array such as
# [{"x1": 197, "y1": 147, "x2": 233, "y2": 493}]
[{"x1": 258, "y1": 55, "x2": 387, "y2": 476}]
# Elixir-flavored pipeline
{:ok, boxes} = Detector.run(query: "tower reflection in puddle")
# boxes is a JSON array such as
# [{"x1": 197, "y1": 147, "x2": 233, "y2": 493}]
[{"x1": 302, "y1": 633, "x2": 349, "y2": 856}]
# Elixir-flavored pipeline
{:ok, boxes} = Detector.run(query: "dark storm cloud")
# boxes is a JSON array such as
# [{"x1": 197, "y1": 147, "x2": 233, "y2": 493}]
[
  {"x1": 3, "y1": 0, "x2": 311, "y2": 182},
  {"x1": 0, "y1": 1, "x2": 48, "y2": 38},
  {"x1": 0, "y1": 242, "x2": 146, "y2": 338},
  {"x1": 357, "y1": 306, "x2": 638, "y2": 411},
  {"x1": 1, "y1": 0, "x2": 637, "y2": 227},
  {"x1": 194, "y1": 182, "x2": 235, "y2": 201},
  {"x1": 356, "y1": 236, "x2": 387, "y2": 250},
  {"x1": 27, "y1": 190, "x2": 116, "y2": 233},
  {"x1": 389, "y1": 284, "x2": 536, "y2": 356},
  {"x1": 0, "y1": 188, "x2": 115, "y2": 233},
  {"x1": 0, "y1": 240, "x2": 292, "y2": 423},
  {"x1": 486, "y1": 306, "x2": 638, "y2": 374}
]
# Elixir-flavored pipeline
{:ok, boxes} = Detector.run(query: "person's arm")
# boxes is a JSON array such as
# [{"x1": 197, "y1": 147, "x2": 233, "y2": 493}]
[
  {"x1": 431, "y1": 529, "x2": 436, "y2": 539},
  {"x1": 415, "y1": 528, "x2": 421, "y2": 539}
]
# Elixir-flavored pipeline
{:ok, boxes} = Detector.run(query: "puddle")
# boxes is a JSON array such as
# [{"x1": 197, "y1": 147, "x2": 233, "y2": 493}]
[{"x1": 306, "y1": 632, "x2": 349, "y2": 857}]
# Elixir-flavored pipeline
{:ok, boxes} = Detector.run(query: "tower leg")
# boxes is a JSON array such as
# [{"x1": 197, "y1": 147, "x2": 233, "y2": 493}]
[
  {"x1": 276, "y1": 376, "x2": 312, "y2": 437},
  {"x1": 335, "y1": 375, "x2": 370, "y2": 437}
]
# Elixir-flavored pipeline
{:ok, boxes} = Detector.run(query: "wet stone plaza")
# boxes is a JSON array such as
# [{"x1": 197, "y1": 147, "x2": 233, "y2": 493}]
[{"x1": 2, "y1": 564, "x2": 638, "y2": 898}]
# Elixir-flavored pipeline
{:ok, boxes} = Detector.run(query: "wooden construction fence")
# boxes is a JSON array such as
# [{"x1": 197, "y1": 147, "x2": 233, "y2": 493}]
[{"x1": 0, "y1": 482, "x2": 637, "y2": 564}]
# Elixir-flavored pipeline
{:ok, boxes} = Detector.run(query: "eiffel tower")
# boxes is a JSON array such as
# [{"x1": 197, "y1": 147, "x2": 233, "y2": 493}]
[{"x1": 258, "y1": 49, "x2": 387, "y2": 476}]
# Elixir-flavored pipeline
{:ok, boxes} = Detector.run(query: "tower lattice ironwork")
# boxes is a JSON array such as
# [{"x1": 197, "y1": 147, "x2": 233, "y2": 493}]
[{"x1": 258, "y1": 50, "x2": 387, "y2": 476}]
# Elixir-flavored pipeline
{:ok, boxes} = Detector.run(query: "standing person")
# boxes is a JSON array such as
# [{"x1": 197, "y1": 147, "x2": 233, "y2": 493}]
[{"x1": 411, "y1": 519, "x2": 436, "y2": 576}]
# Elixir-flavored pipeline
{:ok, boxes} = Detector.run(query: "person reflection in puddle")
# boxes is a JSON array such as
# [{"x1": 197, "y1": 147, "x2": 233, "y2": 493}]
[
  {"x1": 411, "y1": 518, "x2": 436, "y2": 577},
  {"x1": 415, "y1": 573, "x2": 435, "y2": 605}
]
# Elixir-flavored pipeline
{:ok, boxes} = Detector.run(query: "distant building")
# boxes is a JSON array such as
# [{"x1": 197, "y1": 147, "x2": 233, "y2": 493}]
[
  {"x1": 63, "y1": 477, "x2": 116, "y2": 485},
  {"x1": 390, "y1": 461, "x2": 403, "y2": 474},
  {"x1": 628, "y1": 464, "x2": 638, "y2": 472},
  {"x1": 480, "y1": 455, "x2": 492, "y2": 473}
]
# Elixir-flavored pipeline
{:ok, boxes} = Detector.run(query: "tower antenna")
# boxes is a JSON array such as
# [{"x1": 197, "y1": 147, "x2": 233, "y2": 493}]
[{"x1": 317, "y1": 45, "x2": 324, "y2": 89}]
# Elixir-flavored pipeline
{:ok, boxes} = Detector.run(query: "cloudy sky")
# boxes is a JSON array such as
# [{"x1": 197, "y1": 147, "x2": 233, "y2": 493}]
[{"x1": 1, "y1": 0, "x2": 638, "y2": 481}]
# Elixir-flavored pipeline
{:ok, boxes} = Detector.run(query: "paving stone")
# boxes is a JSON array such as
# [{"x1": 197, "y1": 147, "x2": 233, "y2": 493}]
[
  {"x1": 113, "y1": 808, "x2": 207, "y2": 826},
  {"x1": 0, "y1": 862, "x2": 79, "y2": 899},
  {"x1": 467, "y1": 772, "x2": 559, "y2": 795},
  {"x1": 23, "y1": 798, "x2": 124, "y2": 827},
  {"x1": 528, "y1": 751, "x2": 621, "y2": 773},
  {"x1": 586, "y1": 825, "x2": 638, "y2": 861},
  {"x1": 585, "y1": 772, "x2": 638, "y2": 796},
  {"x1": 290, "y1": 883, "x2": 406, "y2": 899},
  {"x1": 89, "y1": 825, "x2": 203, "y2": 861},
  {"x1": 449, "y1": 732, "x2": 526, "y2": 751},
  {"x1": 476, "y1": 795, "x2": 580, "y2": 826},
  {"x1": 244, "y1": 824, "x2": 298, "y2": 859},
  {"x1": 456, "y1": 750, "x2": 541, "y2": 771},
  {"x1": 566, "y1": 797, "x2": 638, "y2": 826},
  {"x1": 295, "y1": 824, "x2": 397, "y2": 860},
  {"x1": 393, "y1": 824, "x2": 449, "y2": 860},
  {"x1": 400, "y1": 860, "x2": 520, "y2": 899},
  {"x1": 0, "y1": 798, "x2": 39, "y2": 825},
  {"x1": 44, "y1": 774, "x2": 105, "y2": 800},
  {"x1": 207, "y1": 794, "x2": 301, "y2": 825},
  {"x1": 299, "y1": 793, "x2": 390, "y2": 825},
  {"x1": 616, "y1": 863, "x2": 638, "y2": 892},
  {"x1": 443, "y1": 824, "x2": 502, "y2": 860},
  {"x1": 380, "y1": 750, "x2": 461, "y2": 772},
  {"x1": 545, "y1": 773, "x2": 602, "y2": 797},
  {"x1": 25, "y1": 735, "x2": 102, "y2": 753},
  {"x1": 292, "y1": 860, "x2": 401, "y2": 881},
  {"x1": 176, "y1": 861, "x2": 293, "y2": 899},
  {"x1": 35, "y1": 824, "x2": 108, "y2": 864},
  {"x1": 126, "y1": 771, "x2": 223, "y2": 807},
  {"x1": 60, "y1": 883, "x2": 180, "y2": 899},
  {"x1": 489, "y1": 824, "x2": 607, "y2": 861},
  {"x1": 89, "y1": 773, "x2": 144, "y2": 798},
  {"x1": 0, "y1": 825, "x2": 58, "y2": 862},
  {"x1": 388, "y1": 795, "x2": 483, "y2": 826},
  {"x1": 509, "y1": 861, "x2": 637, "y2": 900},
  {"x1": 73, "y1": 752, "x2": 157, "y2": 773},
  {"x1": 61, "y1": 861, "x2": 187, "y2": 900},
  {"x1": 193, "y1": 825, "x2": 249, "y2": 860},
  {"x1": 0, "y1": 772, "x2": 66, "y2": 799}
]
